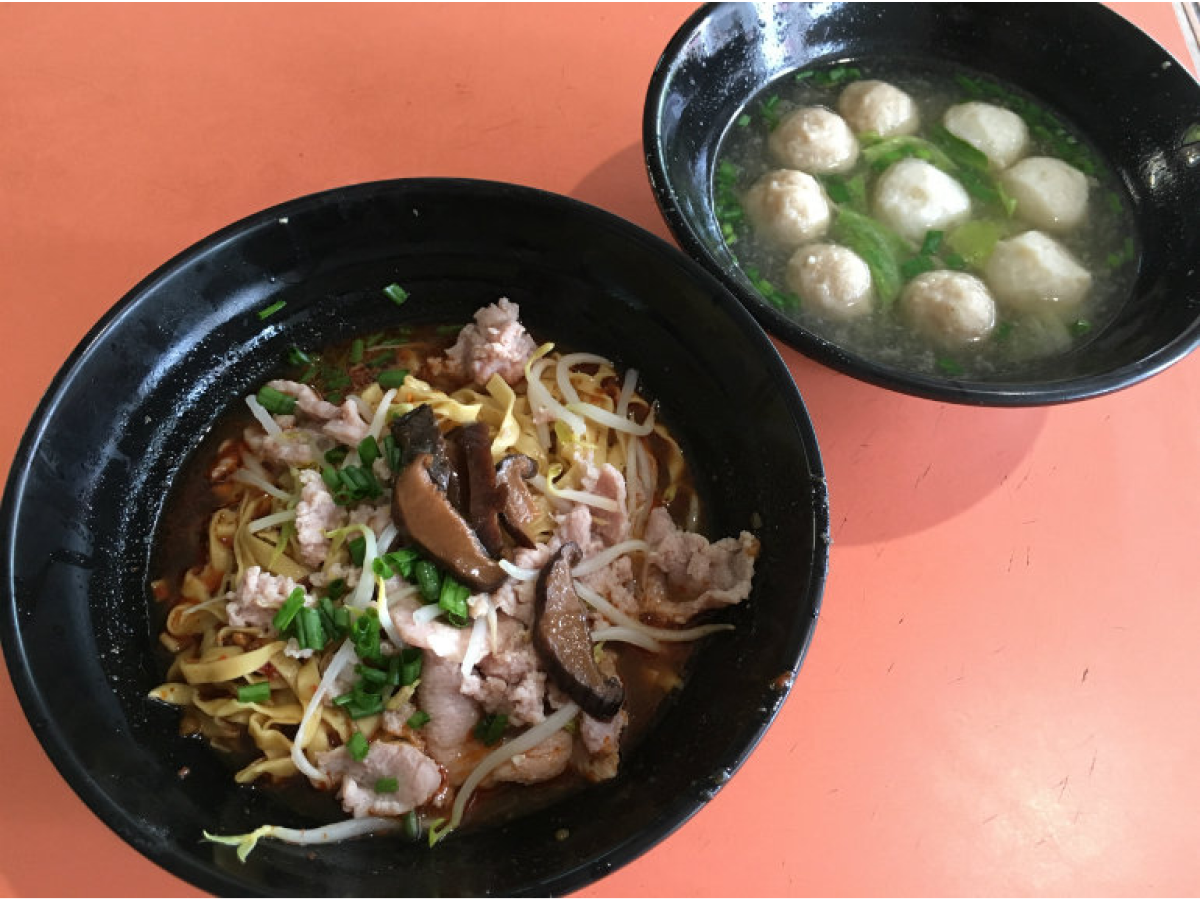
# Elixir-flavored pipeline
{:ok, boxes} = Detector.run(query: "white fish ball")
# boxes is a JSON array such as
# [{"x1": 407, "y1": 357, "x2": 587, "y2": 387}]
[
  {"x1": 838, "y1": 80, "x2": 919, "y2": 137},
  {"x1": 742, "y1": 169, "x2": 832, "y2": 248},
  {"x1": 873, "y1": 158, "x2": 972, "y2": 244},
  {"x1": 1000, "y1": 156, "x2": 1089, "y2": 233},
  {"x1": 900, "y1": 270, "x2": 997, "y2": 346},
  {"x1": 942, "y1": 102, "x2": 1029, "y2": 170},
  {"x1": 984, "y1": 230, "x2": 1092, "y2": 312},
  {"x1": 768, "y1": 106, "x2": 859, "y2": 174},
  {"x1": 784, "y1": 243, "x2": 875, "y2": 321}
]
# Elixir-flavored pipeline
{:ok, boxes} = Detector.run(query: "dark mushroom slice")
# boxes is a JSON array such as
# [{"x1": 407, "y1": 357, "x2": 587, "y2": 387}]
[
  {"x1": 533, "y1": 542, "x2": 624, "y2": 720},
  {"x1": 390, "y1": 404, "x2": 458, "y2": 502},
  {"x1": 496, "y1": 453, "x2": 541, "y2": 549},
  {"x1": 448, "y1": 422, "x2": 506, "y2": 557},
  {"x1": 391, "y1": 452, "x2": 507, "y2": 593}
]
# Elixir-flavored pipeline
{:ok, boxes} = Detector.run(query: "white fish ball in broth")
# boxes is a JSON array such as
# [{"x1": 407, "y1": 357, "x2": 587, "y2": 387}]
[
  {"x1": 985, "y1": 230, "x2": 1092, "y2": 313},
  {"x1": 742, "y1": 169, "x2": 832, "y2": 247},
  {"x1": 784, "y1": 243, "x2": 874, "y2": 321},
  {"x1": 838, "y1": 80, "x2": 919, "y2": 137},
  {"x1": 942, "y1": 102, "x2": 1029, "y2": 170},
  {"x1": 1000, "y1": 156, "x2": 1089, "y2": 233},
  {"x1": 900, "y1": 270, "x2": 997, "y2": 346},
  {"x1": 768, "y1": 106, "x2": 859, "y2": 174},
  {"x1": 873, "y1": 158, "x2": 972, "y2": 244}
]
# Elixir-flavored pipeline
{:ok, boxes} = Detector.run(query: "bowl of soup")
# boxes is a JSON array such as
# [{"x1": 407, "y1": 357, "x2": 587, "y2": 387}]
[
  {"x1": 644, "y1": 2, "x2": 1200, "y2": 405},
  {"x1": 0, "y1": 178, "x2": 829, "y2": 896}
]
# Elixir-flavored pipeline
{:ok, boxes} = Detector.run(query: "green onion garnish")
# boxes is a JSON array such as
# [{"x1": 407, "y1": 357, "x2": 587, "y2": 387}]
[
  {"x1": 383, "y1": 283, "x2": 409, "y2": 306},
  {"x1": 397, "y1": 647, "x2": 423, "y2": 686},
  {"x1": 438, "y1": 576, "x2": 470, "y2": 628},
  {"x1": 347, "y1": 731, "x2": 369, "y2": 762},
  {"x1": 348, "y1": 535, "x2": 367, "y2": 567},
  {"x1": 237, "y1": 682, "x2": 271, "y2": 705},
  {"x1": 257, "y1": 299, "x2": 286, "y2": 320},
  {"x1": 287, "y1": 346, "x2": 313, "y2": 366},
  {"x1": 407, "y1": 710, "x2": 431, "y2": 730},
  {"x1": 272, "y1": 587, "x2": 307, "y2": 631},
  {"x1": 324, "y1": 445, "x2": 349, "y2": 466},
  {"x1": 414, "y1": 560, "x2": 441, "y2": 603},
  {"x1": 374, "y1": 778, "x2": 399, "y2": 794},
  {"x1": 255, "y1": 385, "x2": 297, "y2": 416},
  {"x1": 349, "y1": 338, "x2": 364, "y2": 364},
  {"x1": 473, "y1": 713, "x2": 508, "y2": 747},
  {"x1": 377, "y1": 368, "x2": 409, "y2": 390},
  {"x1": 403, "y1": 811, "x2": 421, "y2": 841},
  {"x1": 358, "y1": 435, "x2": 380, "y2": 469},
  {"x1": 297, "y1": 606, "x2": 326, "y2": 651}
]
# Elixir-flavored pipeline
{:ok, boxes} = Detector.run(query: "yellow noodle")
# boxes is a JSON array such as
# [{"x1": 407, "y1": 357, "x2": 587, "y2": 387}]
[{"x1": 180, "y1": 641, "x2": 286, "y2": 684}]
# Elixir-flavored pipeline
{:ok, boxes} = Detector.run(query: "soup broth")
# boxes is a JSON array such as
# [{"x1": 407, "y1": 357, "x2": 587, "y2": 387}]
[{"x1": 714, "y1": 59, "x2": 1138, "y2": 378}]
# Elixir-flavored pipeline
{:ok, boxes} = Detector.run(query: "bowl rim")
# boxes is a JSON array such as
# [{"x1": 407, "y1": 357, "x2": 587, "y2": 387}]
[
  {"x1": 643, "y1": 1, "x2": 1200, "y2": 407},
  {"x1": 0, "y1": 176, "x2": 831, "y2": 896}
]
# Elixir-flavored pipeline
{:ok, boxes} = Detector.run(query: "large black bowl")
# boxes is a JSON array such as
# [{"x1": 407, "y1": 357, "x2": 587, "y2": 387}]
[
  {"x1": 0, "y1": 179, "x2": 828, "y2": 896},
  {"x1": 645, "y1": 2, "x2": 1200, "y2": 405}
]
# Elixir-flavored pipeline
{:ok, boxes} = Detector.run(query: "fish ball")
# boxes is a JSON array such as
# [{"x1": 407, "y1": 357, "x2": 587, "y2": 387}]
[
  {"x1": 742, "y1": 169, "x2": 832, "y2": 248},
  {"x1": 984, "y1": 230, "x2": 1092, "y2": 312},
  {"x1": 900, "y1": 270, "x2": 997, "y2": 346},
  {"x1": 873, "y1": 158, "x2": 972, "y2": 244},
  {"x1": 942, "y1": 102, "x2": 1029, "y2": 170},
  {"x1": 784, "y1": 243, "x2": 874, "y2": 321},
  {"x1": 1000, "y1": 156, "x2": 1089, "y2": 233},
  {"x1": 838, "y1": 80, "x2": 919, "y2": 137},
  {"x1": 768, "y1": 106, "x2": 859, "y2": 174}
]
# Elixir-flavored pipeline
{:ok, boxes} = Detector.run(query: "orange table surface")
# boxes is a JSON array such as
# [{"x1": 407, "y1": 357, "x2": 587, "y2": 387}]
[{"x1": 2, "y1": 3, "x2": 1198, "y2": 897}]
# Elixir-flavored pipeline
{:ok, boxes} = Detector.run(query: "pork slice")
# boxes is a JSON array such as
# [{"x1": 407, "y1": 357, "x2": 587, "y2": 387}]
[
  {"x1": 460, "y1": 614, "x2": 547, "y2": 725},
  {"x1": 317, "y1": 741, "x2": 442, "y2": 818},
  {"x1": 267, "y1": 379, "x2": 342, "y2": 421},
  {"x1": 437, "y1": 298, "x2": 538, "y2": 387},
  {"x1": 243, "y1": 424, "x2": 323, "y2": 467},
  {"x1": 389, "y1": 592, "x2": 471, "y2": 661},
  {"x1": 572, "y1": 708, "x2": 628, "y2": 783},
  {"x1": 227, "y1": 566, "x2": 309, "y2": 630},
  {"x1": 490, "y1": 729, "x2": 573, "y2": 785},
  {"x1": 322, "y1": 399, "x2": 371, "y2": 447},
  {"x1": 490, "y1": 543, "x2": 552, "y2": 625},
  {"x1": 642, "y1": 507, "x2": 760, "y2": 624},
  {"x1": 581, "y1": 462, "x2": 630, "y2": 546},
  {"x1": 295, "y1": 469, "x2": 343, "y2": 567},
  {"x1": 417, "y1": 652, "x2": 486, "y2": 786}
]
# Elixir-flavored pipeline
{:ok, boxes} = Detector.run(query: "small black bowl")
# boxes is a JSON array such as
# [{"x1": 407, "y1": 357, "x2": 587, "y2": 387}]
[
  {"x1": 645, "y1": 2, "x2": 1200, "y2": 405},
  {"x1": 0, "y1": 179, "x2": 829, "y2": 896}
]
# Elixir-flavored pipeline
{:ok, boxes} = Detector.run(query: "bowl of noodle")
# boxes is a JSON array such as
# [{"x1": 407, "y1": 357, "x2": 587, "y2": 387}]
[{"x1": 0, "y1": 179, "x2": 828, "y2": 896}]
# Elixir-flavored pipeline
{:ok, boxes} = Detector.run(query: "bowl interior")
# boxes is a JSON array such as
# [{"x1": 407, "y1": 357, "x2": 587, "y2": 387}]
[
  {"x1": 646, "y1": 2, "x2": 1200, "y2": 405},
  {"x1": 1, "y1": 179, "x2": 828, "y2": 896}
]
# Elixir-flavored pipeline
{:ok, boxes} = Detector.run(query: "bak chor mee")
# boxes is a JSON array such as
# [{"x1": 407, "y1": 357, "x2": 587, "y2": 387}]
[{"x1": 150, "y1": 298, "x2": 760, "y2": 856}]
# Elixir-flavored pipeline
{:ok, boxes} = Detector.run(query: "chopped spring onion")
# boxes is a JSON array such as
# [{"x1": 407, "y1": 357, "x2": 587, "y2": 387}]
[
  {"x1": 383, "y1": 283, "x2": 409, "y2": 305},
  {"x1": 397, "y1": 647, "x2": 423, "y2": 686},
  {"x1": 473, "y1": 713, "x2": 508, "y2": 746},
  {"x1": 236, "y1": 681, "x2": 272, "y2": 704},
  {"x1": 257, "y1": 299, "x2": 286, "y2": 320},
  {"x1": 377, "y1": 369, "x2": 409, "y2": 390},
  {"x1": 570, "y1": 539, "x2": 650, "y2": 578},
  {"x1": 358, "y1": 435, "x2": 380, "y2": 469},
  {"x1": 347, "y1": 730, "x2": 369, "y2": 762},
  {"x1": 348, "y1": 535, "x2": 367, "y2": 567},
  {"x1": 204, "y1": 817, "x2": 401, "y2": 862},
  {"x1": 374, "y1": 777, "x2": 399, "y2": 794},
  {"x1": 244, "y1": 394, "x2": 284, "y2": 438},
  {"x1": 324, "y1": 445, "x2": 349, "y2": 466},
  {"x1": 255, "y1": 384, "x2": 297, "y2": 416},
  {"x1": 407, "y1": 710, "x2": 430, "y2": 729},
  {"x1": 414, "y1": 560, "x2": 441, "y2": 603},
  {"x1": 432, "y1": 702, "x2": 580, "y2": 845},
  {"x1": 292, "y1": 639, "x2": 359, "y2": 782},
  {"x1": 247, "y1": 508, "x2": 297, "y2": 534},
  {"x1": 438, "y1": 577, "x2": 470, "y2": 627},
  {"x1": 352, "y1": 608, "x2": 383, "y2": 663},
  {"x1": 349, "y1": 338, "x2": 364, "y2": 364},
  {"x1": 272, "y1": 587, "x2": 307, "y2": 632}
]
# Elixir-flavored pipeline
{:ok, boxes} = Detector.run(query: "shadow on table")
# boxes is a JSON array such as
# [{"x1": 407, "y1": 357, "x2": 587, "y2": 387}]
[
  {"x1": 782, "y1": 346, "x2": 1049, "y2": 546},
  {"x1": 570, "y1": 142, "x2": 671, "y2": 240}
]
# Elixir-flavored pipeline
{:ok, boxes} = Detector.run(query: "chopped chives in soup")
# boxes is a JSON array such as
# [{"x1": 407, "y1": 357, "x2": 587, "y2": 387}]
[{"x1": 715, "y1": 60, "x2": 1137, "y2": 378}]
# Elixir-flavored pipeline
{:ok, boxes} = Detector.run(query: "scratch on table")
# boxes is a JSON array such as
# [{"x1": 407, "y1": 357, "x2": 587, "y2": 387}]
[
  {"x1": 914, "y1": 462, "x2": 932, "y2": 488},
  {"x1": 1057, "y1": 775, "x2": 1070, "y2": 801},
  {"x1": 1081, "y1": 667, "x2": 1089, "y2": 683}
]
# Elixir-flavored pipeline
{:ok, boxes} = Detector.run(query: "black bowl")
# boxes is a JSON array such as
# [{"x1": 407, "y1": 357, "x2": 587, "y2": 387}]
[
  {"x1": 0, "y1": 178, "x2": 828, "y2": 896},
  {"x1": 644, "y1": 2, "x2": 1200, "y2": 405}
]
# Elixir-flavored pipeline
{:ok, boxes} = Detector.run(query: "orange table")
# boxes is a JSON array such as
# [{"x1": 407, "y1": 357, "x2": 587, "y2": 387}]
[{"x1": 2, "y1": 3, "x2": 1197, "y2": 896}]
